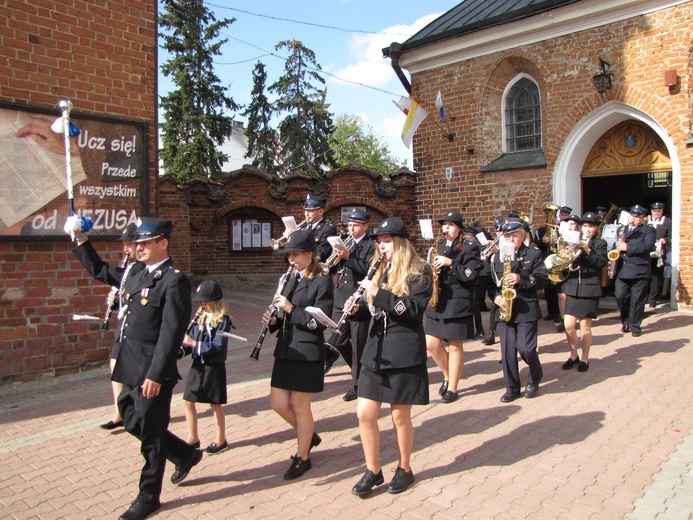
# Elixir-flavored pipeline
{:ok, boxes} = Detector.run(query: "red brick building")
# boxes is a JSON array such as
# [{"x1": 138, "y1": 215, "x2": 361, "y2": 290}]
[{"x1": 386, "y1": 0, "x2": 692, "y2": 309}]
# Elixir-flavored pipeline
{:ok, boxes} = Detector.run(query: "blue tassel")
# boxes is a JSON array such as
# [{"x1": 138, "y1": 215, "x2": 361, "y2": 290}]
[{"x1": 68, "y1": 121, "x2": 81, "y2": 137}]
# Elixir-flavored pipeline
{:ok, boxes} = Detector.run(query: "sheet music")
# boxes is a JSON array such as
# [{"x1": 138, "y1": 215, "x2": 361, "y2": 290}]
[
  {"x1": 305, "y1": 306, "x2": 339, "y2": 329},
  {"x1": 282, "y1": 216, "x2": 298, "y2": 231},
  {"x1": 419, "y1": 219, "x2": 434, "y2": 240}
]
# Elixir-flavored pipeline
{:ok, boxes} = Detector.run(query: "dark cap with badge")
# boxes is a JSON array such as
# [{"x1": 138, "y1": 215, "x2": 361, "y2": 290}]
[
  {"x1": 134, "y1": 217, "x2": 172, "y2": 242},
  {"x1": 117, "y1": 223, "x2": 137, "y2": 242},
  {"x1": 650, "y1": 202, "x2": 665, "y2": 210},
  {"x1": 559, "y1": 206, "x2": 572, "y2": 215},
  {"x1": 192, "y1": 280, "x2": 224, "y2": 302},
  {"x1": 566, "y1": 214, "x2": 581, "y2": 223},
  {"x1": 630, "y1": 204, "x2": 648, "y2": 216},
  {"x1": 371, "y1": 216, "x2": 409, "y2": 238},
  {"x1": 580, "y1": 211, "x2": 600, "y2": 224},
  {"x1": 280, "y1": 230, "x2": 317, "y2": 253},
  {"x1": 438, "y1": 211, "x2": 464, "y2": 228},
  {"x1": 462, "y1": 226, "x2": 477, "y2": 237},
  {"x1": 303, "y1": 194, "x2": 327, "y2": 209},
  {"x1": 502, "y1": 218, "x2": 524, "y2": 235},
  {"x1": 595, "y1": 205, "x2": 608, "y2": 213},
  {"x1": 494, "y1": 218, "x2": 506, "y2": 231},
  {"x1": 347, "y1": 208, "x2": 370, "y2": 223}
]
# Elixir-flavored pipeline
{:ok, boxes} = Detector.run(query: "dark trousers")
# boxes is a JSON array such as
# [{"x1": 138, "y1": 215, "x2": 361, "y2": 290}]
[
  {"x1": 498, "y1": 321, "x2": 542, "y2": 393},
  {"x1": 615, "y1": 277, "x2": 649, "y2": 333},
  {"x1": 118, "y1": 383, "x2": 195, "y2": 503},
  {"x1": 331, "y1": 309, "x2": 369, "y2": 390},
  {"x1": 647, "y1": 259, "x2": 664, "y2": 304},
  {"x1": 544, "y1": 282, "x2": 560, "y2": 319},
  {"x1": 485, "y1": 278, "x2": 498, "y2": 333}
]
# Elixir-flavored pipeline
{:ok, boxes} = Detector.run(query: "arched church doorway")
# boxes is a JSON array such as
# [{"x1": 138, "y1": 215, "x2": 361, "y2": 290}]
[{"x1": 581, "y1": 120, "x2": 672, "y2": 213}]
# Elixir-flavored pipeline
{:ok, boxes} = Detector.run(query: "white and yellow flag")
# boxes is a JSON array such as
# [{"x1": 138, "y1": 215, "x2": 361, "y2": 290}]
[{"x1": 394, "y1": 96, "x2": 428, "y2": 149}]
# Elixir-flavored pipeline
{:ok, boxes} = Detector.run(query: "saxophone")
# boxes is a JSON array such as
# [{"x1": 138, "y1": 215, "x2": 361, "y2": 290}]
[
  {"x1": 498, "y1": 247, "x2": 517, "y2": 322},
  {"x1": 426, "y1": 233, "x2": 445, "y2": 308},
  {"x1": 607, "y1": 225, "x2": 625, "y2": 279}
]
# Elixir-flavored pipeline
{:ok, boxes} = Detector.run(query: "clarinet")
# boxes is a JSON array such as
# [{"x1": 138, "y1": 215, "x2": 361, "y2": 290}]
[
  {"x1": 325, "y1": 255, "x2": 385, "y2": 349},
  {"x1": 100, "y1": 252, "x2": 130, "y2": 331},
  {"x1": 249, "y1": 265, "x2": 296, "y2": 360}
]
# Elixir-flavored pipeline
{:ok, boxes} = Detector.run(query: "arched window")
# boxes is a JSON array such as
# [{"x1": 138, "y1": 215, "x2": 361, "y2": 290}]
[{"x1": 504, "y1": 77, "x2": 541, "y2": 152}]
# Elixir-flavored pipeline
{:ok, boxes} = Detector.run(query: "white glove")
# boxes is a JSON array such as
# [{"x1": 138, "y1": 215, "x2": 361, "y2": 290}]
[{"x1": 64, "y1": 215, "x2": 94, "y2": 237}]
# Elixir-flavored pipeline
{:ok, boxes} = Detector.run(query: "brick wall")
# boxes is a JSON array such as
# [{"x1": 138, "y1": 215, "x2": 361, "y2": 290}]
[
  {"x1": 0, "y1": 1, "x2": 157, "y2": 383},
  {"x1": 406, "y1": 3, "x2": 693, "y2": 307}
]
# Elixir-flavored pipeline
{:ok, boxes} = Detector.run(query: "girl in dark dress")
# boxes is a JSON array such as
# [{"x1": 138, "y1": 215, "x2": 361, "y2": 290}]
[
  {"x1": 181, "y1": 280, "x2": 231, "y2": 455},
  {"x1": 349, "y1": 217, "x2": 433, "y2": 496},
  {"x1": 264, "y1": 230, "x2": 334, "y2": 480},
  {"x1": 561, "y1": 212, "x2": 608, "y2": 372}
]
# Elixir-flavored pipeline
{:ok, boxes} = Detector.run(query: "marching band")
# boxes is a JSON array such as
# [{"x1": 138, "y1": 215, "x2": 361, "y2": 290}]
[{"x1": 71, "y1": 194, "x2": 672, "y2": 515}]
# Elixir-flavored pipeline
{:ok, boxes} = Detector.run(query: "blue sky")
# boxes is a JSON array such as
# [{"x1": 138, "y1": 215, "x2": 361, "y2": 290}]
[{"x1": 158, "y1": 1, "x2": 450, "y2": 168}]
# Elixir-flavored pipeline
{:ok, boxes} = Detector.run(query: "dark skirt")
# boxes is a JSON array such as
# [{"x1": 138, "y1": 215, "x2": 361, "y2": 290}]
[
  {"x1": 183, "y1": 360, "x2": 227, "y2": 404},
  {"x1": 271, "y1": 358, "x2": 324, "y2": 393},
  {"x1": 358, "y1": 364, "x2": 429, "y2": 405},
  {"x1": 564, "y1": 295, "x2": 599, "y2": 319},
  {"x1": 424, "y1": 315, "x2": 474, "y2": 341}
]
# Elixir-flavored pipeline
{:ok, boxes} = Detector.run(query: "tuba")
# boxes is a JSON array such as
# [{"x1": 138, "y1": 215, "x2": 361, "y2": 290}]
[
  {"x1": 544, "y1": 203, "x2": 560, "y2": 253},
  {"x1": 426, "y1": 234, "x2": 445, "y2": 308},
  {"x1": 598, "y1": 202, "x2": 618, "y2": 237},
  {"x1": 544, "y1": 237, "x2": 582, "y2": 284},
  {"x1": 269, "y1": 219, "x2": 308, "y2": 251}
]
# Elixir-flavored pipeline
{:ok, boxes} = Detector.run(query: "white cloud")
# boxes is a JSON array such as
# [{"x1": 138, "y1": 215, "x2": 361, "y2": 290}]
[{"x1": 329, "y1": 13, "x2": 443, "y2": 87}]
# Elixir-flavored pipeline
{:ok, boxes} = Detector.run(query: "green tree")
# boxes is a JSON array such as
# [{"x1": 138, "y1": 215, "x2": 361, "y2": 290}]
[
  {"x1": 242, "y1": 61, "x2": 278, "y2": 175},
  {"x1": 330, "y1": 114, "x2": 403, "y2": 175},
  {"x1": 269, "y1": 40, "x2": 334, "y2": 178},
  {"x1": 159, "y1": 0, "x2": 239, "y2": 181}
]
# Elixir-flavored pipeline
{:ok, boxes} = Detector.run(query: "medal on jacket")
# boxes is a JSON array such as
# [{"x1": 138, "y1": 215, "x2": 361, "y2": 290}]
[{"x1": 140, "y1": 288, "x2": 149, "y2": 305}]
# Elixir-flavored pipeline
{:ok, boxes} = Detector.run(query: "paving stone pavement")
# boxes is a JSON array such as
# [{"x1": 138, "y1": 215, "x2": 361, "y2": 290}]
[{"x1": 1, "y1": 288, "x2": 692, "y2": 520}]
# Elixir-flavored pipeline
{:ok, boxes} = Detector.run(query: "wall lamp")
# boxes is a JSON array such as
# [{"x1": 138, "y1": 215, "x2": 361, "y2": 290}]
[{"x1": 593, "y1": 58, "x2": 613, "y2": 94}]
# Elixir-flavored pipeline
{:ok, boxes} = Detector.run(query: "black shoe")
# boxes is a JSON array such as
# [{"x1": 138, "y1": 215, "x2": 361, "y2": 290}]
[
  {"x1": 205, "y1": 440, "x2": 228, "y2": 455},
  {"x1": 500, "y1": 391, "x2": 521, "y2": 403},
  {"x1": 561, "y1": 356, "x2": 579, "y2": 370},
  {"x1": 632, "y1": 330, "x2": 642, "y2": 337},
  {"x1": 284, "y1": 455, "x2": 311, "y2": 480},
  {"x1": 118, "y1": 500, "x2": 160, "y2": 520},
  {"x1": 481, "y1": 332, "x2": 496, "y2": 345},
  {"x1": 553, "y1": 316, "x2": 562, "y2": 324},
  {"x1": 343, "y1": 388, "x2": 357, "y2": 402},
  {"x1": 525, "y1": 383, "x2": 540, "y2": 399},
  {"x1": 556, "y1": 322, "x2": 565, "y2": 332},
  {"x1": 621, "y1": 324, "x2": 631, "y2": 333},
  {"x1": 441, "y1": 390, "x2": 458, "y2": 403},
  {"x1": 473, "y1": 330, "x2": 484, "y2": 340},
  {"x1": 189, "y1": 440, "x2": 200, "y2": 449},
  {"x1": 351, "y1": 469, "x2": 384, "y2": 496},
  {"x1": 438, "y1": 380, "x2": 449, "y2": 397},
  {"x1": 577, "y1": 362, "x2": 589, "y2": 372},
  {"x1": 100, "y1": 420, "x2": 123, "y2": 430},
  {"x1": 171, "y1": 448, "x2": 203, "y2": 484},
  {"x1": 543, "y1": 314, "x2": 555, "y2": 321},
  {"x1": 324, "y1": 350, "x2": 339, "y2": 375},
  {"x1": 310, "y1": 431, "x2": 322, "y2": 451},
  {"x1": 387, "y1": 467, "x2": 415, "y2": 494}
]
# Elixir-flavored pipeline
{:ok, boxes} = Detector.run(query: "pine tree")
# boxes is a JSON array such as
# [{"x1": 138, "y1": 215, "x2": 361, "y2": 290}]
[
  {"x1": 242, "y1": 62, "x2": 278, "y2": 175},
  {"x1": 269, "y1": 40, "x2": 334, "y2": 178},
  {"x1": 159, "y1": 0, "x2": 239, "y2": 182}
]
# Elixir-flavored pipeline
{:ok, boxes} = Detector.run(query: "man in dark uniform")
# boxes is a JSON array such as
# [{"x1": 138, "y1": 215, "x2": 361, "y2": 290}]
[
  {"x1": 70, "y1": 217, "x2": 202, "y2": 520},
  {"x1": 302, "y1": 194, "x2": 337, "y2": 263},
  {"x1": 646, "y1": 202, "x2": 672, "y2": 307},
  {"x1": 595, "y1": 205, "x2": 608, "y2": 223},
  {"x1": 328, "y1": 209, "x2": 376, "y2": 401},
  {"x1": 490, "y1": 219, "x2": 548, "y2": 402},
  {"x1": 614, "y1": 204, "x2": 656, "y2": 337}
]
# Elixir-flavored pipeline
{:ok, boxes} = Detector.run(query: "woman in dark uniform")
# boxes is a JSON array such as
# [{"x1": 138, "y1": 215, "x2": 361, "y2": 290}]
[
  {"x1": 561, "y1": 212, "x2": 608, "y2": 372},
  {"x1": 264, "y1": 230, "x2": 334, "y2": 480},
  {"x1": 349, "y1": 217, "x2": 433, "y2": 496},
  {"x1": 424, "y1": 212, "x2": 481, "y2": 403}
]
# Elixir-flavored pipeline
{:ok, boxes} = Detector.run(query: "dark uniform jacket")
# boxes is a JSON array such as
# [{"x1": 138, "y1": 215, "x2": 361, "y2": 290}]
[
  {"x1": 425, "y1": 238, "x2": 481, "y2": 319},
  {"x1": 533, "y1": 226, "x2": 554, "y2": 258},
  {"x1": 649, "y1": 217, "x2": 672, "y2": 253},
  {"x1": 616, "y1": 224, "x2": 656, "y2": 280},
  {"x1": 74, "y1": 241, "x2": 192, "y2": 388},
  {"x1": 361, "y1": 262, "x2": 433, "y2": 370},
  {"x1": 489, "y1": 243, "x2": 548, "y2": 323},
  {"x1": 187, "y1": 315, "x2": 231, "y2": 365},
  {"x1": 308, "y1": 219, "x2": 338, "y2": 263},
  {"x1": 270, "y1": 272, "x2": 334, "y2": 362},
  {"x1": 333, "y1": 236, "x2": 376, "y2": 315},
  {"x1": 561, "y1": 237, "x2": 608, "y2": 298}
]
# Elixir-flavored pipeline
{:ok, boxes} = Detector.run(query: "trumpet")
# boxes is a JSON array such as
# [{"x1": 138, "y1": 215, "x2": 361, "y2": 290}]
[
  {"x1": 269, "y1": 219, "x2": 308, "y2": 250},
  {"x1": 323, "y1": 234, "x2": 356, "y2": 270},
  {"x1": 249, "y1": 265, "x2": 296, "y2": 360},
  {"x1": 480, "y1": 235, "x2": 501, "y2": 260}
]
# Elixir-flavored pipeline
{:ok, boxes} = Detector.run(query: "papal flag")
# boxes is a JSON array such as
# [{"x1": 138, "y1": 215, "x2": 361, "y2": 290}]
[
  {"x1": 435, "y1": 91, "x2": 446, "y2": 122},
  {"x1": 394, "y1": 96, "x2": 428, "y2": 149}
]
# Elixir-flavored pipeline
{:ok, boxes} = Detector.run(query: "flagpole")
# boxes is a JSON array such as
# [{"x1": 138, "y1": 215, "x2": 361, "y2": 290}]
[{"x1": 58, "y1": 100, "x2": 76, "y2": 217}]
